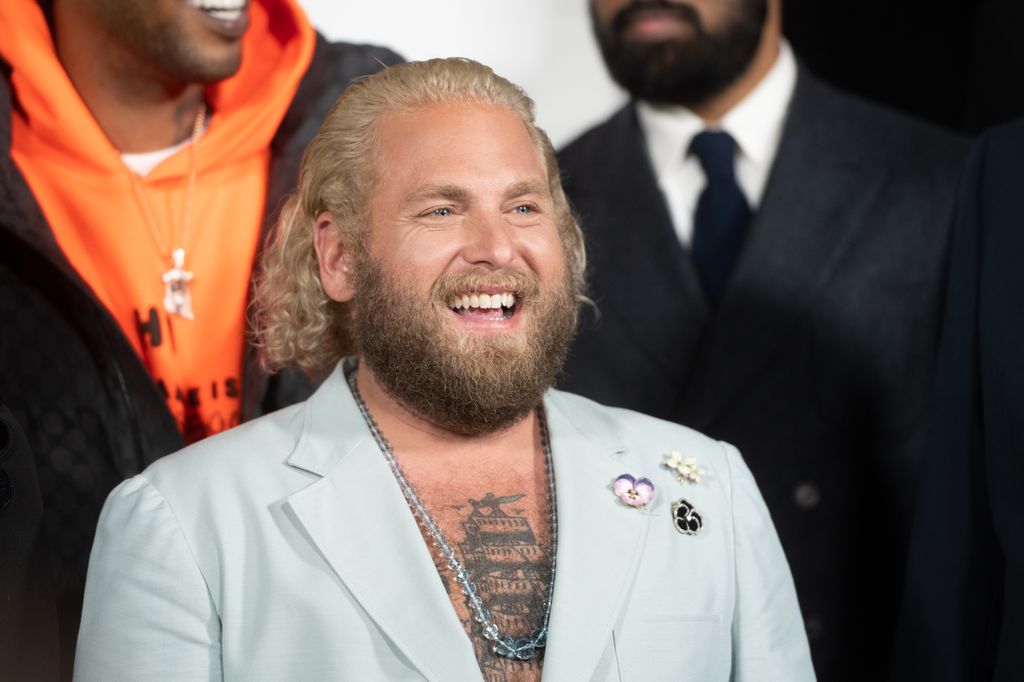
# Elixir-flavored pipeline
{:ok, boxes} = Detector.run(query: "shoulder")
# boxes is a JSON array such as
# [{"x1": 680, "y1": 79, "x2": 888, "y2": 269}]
[
  {"x1": 977, "y1": 116, "x2": 1024, "y2": 148},
  {"x1": 138, "y1": 401, "x2": 309, "y2": 506},
  {"x1": 948, "y1": 118, "x2": 1024, "y2": 259},
  {"x1": 545, "y1": 389, "x2": 744, "y2": 496},
  {"x1": 548, "y1": 389, "x2": 723, "y2": 452},
  {"x1": 967, "y1": 117, "x2": 1024, "y2": 185},
  {"x1": 558, "y1": 104, "x2": 635, "y2": 171},
  {"x1": 957, "y1": 119, "x2": 1024, "y2": 298},
  {"x1": 286, "y1": 35, "x2": 403, "y2": 128},
  {"x1": 791, "y1": 70, "x2": 968, "y2": 178},
  {"x1": 312, "y1": 34, "x2": 404, "y2": 80}
]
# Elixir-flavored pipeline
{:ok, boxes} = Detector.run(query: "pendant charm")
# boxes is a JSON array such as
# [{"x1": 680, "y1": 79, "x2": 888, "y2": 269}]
[
  {"x1": 672, "y1": 498, "x2": 703, "y2": 535},
  {"x1": 163, "y1": 247, "x2": 195, "y2": 319}
]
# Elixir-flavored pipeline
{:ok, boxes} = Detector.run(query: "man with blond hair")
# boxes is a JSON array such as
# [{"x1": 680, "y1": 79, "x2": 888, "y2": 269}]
[{"x1": 76, "y1": 58, "x2": 814, "y2": 681}]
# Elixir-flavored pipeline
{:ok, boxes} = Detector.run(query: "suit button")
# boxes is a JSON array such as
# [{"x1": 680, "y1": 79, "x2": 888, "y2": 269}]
[
  {"x1": 805, "y1": 616, "x2": 823, "y2": 641},
  {"x1": 0, "y1": 468, "x2": 13, "y2": 511},
  {"x1": 793, "y1": 481, "x2": 821, "y2": 510}
]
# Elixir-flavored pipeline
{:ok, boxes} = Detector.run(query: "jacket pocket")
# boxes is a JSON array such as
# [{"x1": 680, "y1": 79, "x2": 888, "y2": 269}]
[{"x1": 613, "y1": 614, "x2": 727, "y2": 682}]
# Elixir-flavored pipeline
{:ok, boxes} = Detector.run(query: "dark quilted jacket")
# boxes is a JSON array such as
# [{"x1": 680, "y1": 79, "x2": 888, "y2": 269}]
[{"x1": 0, "y1": 36, "x2": 401, "y2": 681}]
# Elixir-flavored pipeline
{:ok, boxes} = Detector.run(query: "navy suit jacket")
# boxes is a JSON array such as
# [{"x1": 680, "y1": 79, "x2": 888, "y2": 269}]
[{"x1": 895, "y1": 119, "x2": 1024, "y2": 682}]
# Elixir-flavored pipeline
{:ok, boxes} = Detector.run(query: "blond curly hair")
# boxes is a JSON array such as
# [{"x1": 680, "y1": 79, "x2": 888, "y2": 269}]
[{"x1": 251, "y1": 57, "x2": 587, "y2": 377}]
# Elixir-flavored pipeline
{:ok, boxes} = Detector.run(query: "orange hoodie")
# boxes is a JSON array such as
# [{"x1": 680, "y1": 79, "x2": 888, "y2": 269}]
[{"x1": 2, "y1": 0, "x2": 315, "y2": 442}]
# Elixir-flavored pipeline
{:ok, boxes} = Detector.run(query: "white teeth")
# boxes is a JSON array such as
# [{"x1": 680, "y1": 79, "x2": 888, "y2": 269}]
[
  {"x1": 189, "y1": 0, "x2": 245, "y2": 9},
  {"x1": 448, "y1": 291, "x2": 516, "y2": 311},
  {"x1": 188, "y1": 0, "x2": 246, "y2": 19},
  {"x1": 210, "y1": 9, "x2": 242, "y2": 20}
]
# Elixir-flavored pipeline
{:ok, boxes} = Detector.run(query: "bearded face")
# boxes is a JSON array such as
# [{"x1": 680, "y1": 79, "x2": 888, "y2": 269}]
[
  {"x1": 316, "y1": 101, "x2": 581, "y2": 436},
  {"x1": 351, "y1": 255, "x2": 578, "y2": 436},
  {"x1": 591, "y1": 0, "x2": 768, "y2": 107}
]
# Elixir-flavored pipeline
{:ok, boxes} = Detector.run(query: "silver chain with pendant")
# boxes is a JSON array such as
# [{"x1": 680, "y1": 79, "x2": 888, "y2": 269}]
[
  {"x1": 126, "y1": 102, "x2": 205, "y2": 320},
  {"x1": 346, "y1": 369, "x2": 558, "y2": 661}
]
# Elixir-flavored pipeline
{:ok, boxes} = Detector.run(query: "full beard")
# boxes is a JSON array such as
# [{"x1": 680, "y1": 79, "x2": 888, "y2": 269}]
[
  {"x1": 592, "y1": 0, "x2": 767, "y2": 107},
  {"x1": 351, "y1": 257, "x2": 578, "y2": 437}
]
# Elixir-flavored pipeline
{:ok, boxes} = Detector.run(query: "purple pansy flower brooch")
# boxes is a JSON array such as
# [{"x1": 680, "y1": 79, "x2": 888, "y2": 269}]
[{"x1": 613, "y1": 474, "x2": 655, "y2": 509}]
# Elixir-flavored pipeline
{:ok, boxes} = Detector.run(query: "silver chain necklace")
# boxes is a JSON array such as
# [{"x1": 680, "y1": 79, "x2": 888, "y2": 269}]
[{"x1": 346, "y1": 369, "x2": 558, "y2": 661}]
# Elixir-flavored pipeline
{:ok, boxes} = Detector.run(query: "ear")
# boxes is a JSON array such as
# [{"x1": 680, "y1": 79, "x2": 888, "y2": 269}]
[{"x1": 313, "y1": 212, "x2": 355, "y2": 303}]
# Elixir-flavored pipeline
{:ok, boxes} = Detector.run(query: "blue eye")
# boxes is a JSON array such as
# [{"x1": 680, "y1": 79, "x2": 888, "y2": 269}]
[
  {"x1": 514, "y1": 205, "x2": 533, "y2": 214},
  {"x1": 432, "y1": 207, "x2": 452, "y2": 217}
]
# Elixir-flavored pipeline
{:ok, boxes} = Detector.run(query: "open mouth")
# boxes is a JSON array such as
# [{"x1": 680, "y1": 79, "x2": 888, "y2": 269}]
[
  {"x1": 448, "y1": 291, "x2": 518, "y2": 321},
  {"x1": 187, "y1": 0, "x2": 246, "y2": 22}
]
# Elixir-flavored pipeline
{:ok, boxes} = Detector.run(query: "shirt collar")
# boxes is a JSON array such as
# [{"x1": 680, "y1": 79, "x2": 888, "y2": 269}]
[{"x1": 636, "y1": 39, "x2": 798, "y2": 179}]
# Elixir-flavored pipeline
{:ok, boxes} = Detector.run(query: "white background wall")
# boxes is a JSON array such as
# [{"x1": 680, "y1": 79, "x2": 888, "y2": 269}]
[{"x1": 298, "y1": 0, "x2": 626, "y2": 148}]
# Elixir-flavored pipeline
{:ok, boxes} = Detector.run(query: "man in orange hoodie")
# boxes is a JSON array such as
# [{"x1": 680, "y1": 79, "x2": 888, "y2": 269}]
[{"x1": 0, "y1": 1, "x2": 398, "y2": 678}]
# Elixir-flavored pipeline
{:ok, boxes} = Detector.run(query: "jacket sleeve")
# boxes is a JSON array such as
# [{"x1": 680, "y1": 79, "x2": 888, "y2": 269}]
[
  {"x1": 74, "y1": 476, "x2": 222, "y2": 682},
  {"x1": 724, "y1": 442, "x2": 817, "y2": 681},
  {"x1": 891, "y1": 128, "x2": 1008, "y2": 682}
]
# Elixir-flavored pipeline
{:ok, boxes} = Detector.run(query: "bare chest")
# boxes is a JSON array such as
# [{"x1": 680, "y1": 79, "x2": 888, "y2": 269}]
[{"x1": 401, "y1": 462, "x2": 553, "y2": 682}]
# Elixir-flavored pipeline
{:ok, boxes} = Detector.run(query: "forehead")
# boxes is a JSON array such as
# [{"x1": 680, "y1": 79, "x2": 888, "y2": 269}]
[{"x1": 371, "y1": 101, "x2": 549, "y2": 199}]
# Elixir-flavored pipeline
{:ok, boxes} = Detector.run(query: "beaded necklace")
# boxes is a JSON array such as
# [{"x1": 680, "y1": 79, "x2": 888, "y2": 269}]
[{"x1": 347, "y1": 369, "x2": 558, "y2": 660}]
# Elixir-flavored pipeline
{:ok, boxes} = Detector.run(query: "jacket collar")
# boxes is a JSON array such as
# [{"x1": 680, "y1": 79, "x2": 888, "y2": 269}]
[{"x1": 284, "y1": 363, "x2": 650, "y2": 680}]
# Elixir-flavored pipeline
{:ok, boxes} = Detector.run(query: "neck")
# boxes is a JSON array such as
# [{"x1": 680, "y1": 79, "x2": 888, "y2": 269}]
[
  {"x1": 355, "y1": 361, "x2": 541, "y2": 464},
  {"x1": 52, "y1": 3, "x2": 206, "y2": 152},
  {"x1": 689, "y1": 4, "x2": 782, "y2": 124}
]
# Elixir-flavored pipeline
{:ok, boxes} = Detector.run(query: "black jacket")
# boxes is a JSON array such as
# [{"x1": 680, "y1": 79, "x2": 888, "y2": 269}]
[
  {"x1": 0, "y1": 36, "x2": 399, "y2": 681},
  {"x1": 557, "y1": 69, "x2": 968, "y2": 681},
  {"x1": 894, "y1": 120, "x2": 1024, "y2": 682}
]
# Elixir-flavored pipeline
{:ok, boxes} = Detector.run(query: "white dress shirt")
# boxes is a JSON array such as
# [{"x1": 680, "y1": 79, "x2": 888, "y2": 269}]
[{"x1": 635, "y1": 40, "x2": 797, "y2": 246}]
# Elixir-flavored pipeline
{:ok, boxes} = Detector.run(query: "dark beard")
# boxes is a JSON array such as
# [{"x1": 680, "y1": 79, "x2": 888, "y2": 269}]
[
  {"x1": 351, "y1": 257, "x2": 578, "y2": 437},
  {"x1": 592, "y1": 0, "x2": 767, "y2": 107},
  {"x1": 92, "y1": 0, "x2": 243, "y2": 85}
]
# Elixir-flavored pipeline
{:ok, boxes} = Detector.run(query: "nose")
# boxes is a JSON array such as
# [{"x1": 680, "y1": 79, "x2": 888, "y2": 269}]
[{"x1": 460, "y1": 212, "x2": 516, "y2": 269}]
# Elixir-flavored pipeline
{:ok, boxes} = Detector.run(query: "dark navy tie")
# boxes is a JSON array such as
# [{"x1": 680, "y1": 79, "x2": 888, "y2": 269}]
[{"x1": 689, "y1": 130, "x2": 752, "y2": 303}]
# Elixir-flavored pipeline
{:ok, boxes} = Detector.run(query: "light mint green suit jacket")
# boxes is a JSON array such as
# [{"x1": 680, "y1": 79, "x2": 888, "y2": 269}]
[{"x1": 75, "y1": 364, "x2": 815, "y2": 681}]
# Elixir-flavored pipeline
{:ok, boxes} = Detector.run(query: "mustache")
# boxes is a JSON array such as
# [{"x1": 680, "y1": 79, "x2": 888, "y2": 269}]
[
  {"x1": 431, "y1": 268, "x2": 541, "y2": 302},
  {"x1": 610, "y1": 0, "x2": 702, "y2": 34}
]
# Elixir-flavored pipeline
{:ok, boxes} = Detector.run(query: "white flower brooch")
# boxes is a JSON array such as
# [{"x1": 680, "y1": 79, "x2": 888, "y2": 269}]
[{"x1": 663, "y1": 451, "x2": 705, "y2": 485}]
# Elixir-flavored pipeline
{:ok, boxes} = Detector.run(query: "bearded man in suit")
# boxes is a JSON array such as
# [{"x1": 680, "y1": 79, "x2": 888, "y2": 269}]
[{"x1": 558, "y1": 0, "x2": 967, "y2": 678}]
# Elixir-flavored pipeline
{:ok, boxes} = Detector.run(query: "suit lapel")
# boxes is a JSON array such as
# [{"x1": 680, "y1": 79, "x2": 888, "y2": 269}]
[
  {"x1": 282, "y1": 370, "x2": 652, "y2": 679},
  {"x1": 677, "y1": 71, "x2": 887, "y2": 428},
  {"x1": 283, "y1": 366, "x2": 482, "y2": 682},
  {"x1": 567, "y1": 106, "x2": 709, "y2": 383},
  {"x1": 541, "y1": 392, "x2": 651, "y2": 680}
]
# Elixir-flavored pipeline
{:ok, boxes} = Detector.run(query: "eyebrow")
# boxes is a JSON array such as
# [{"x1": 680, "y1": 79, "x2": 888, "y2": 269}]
[
  {"x1": 404, "y1": 184, "x2": 469, "y2": 205},
  {"x1": 402, "y1": 179, "x2": 550, "y2": 208},
  {"x1": 504, "y1": 180, "x2": 549, "y2": 200}
]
